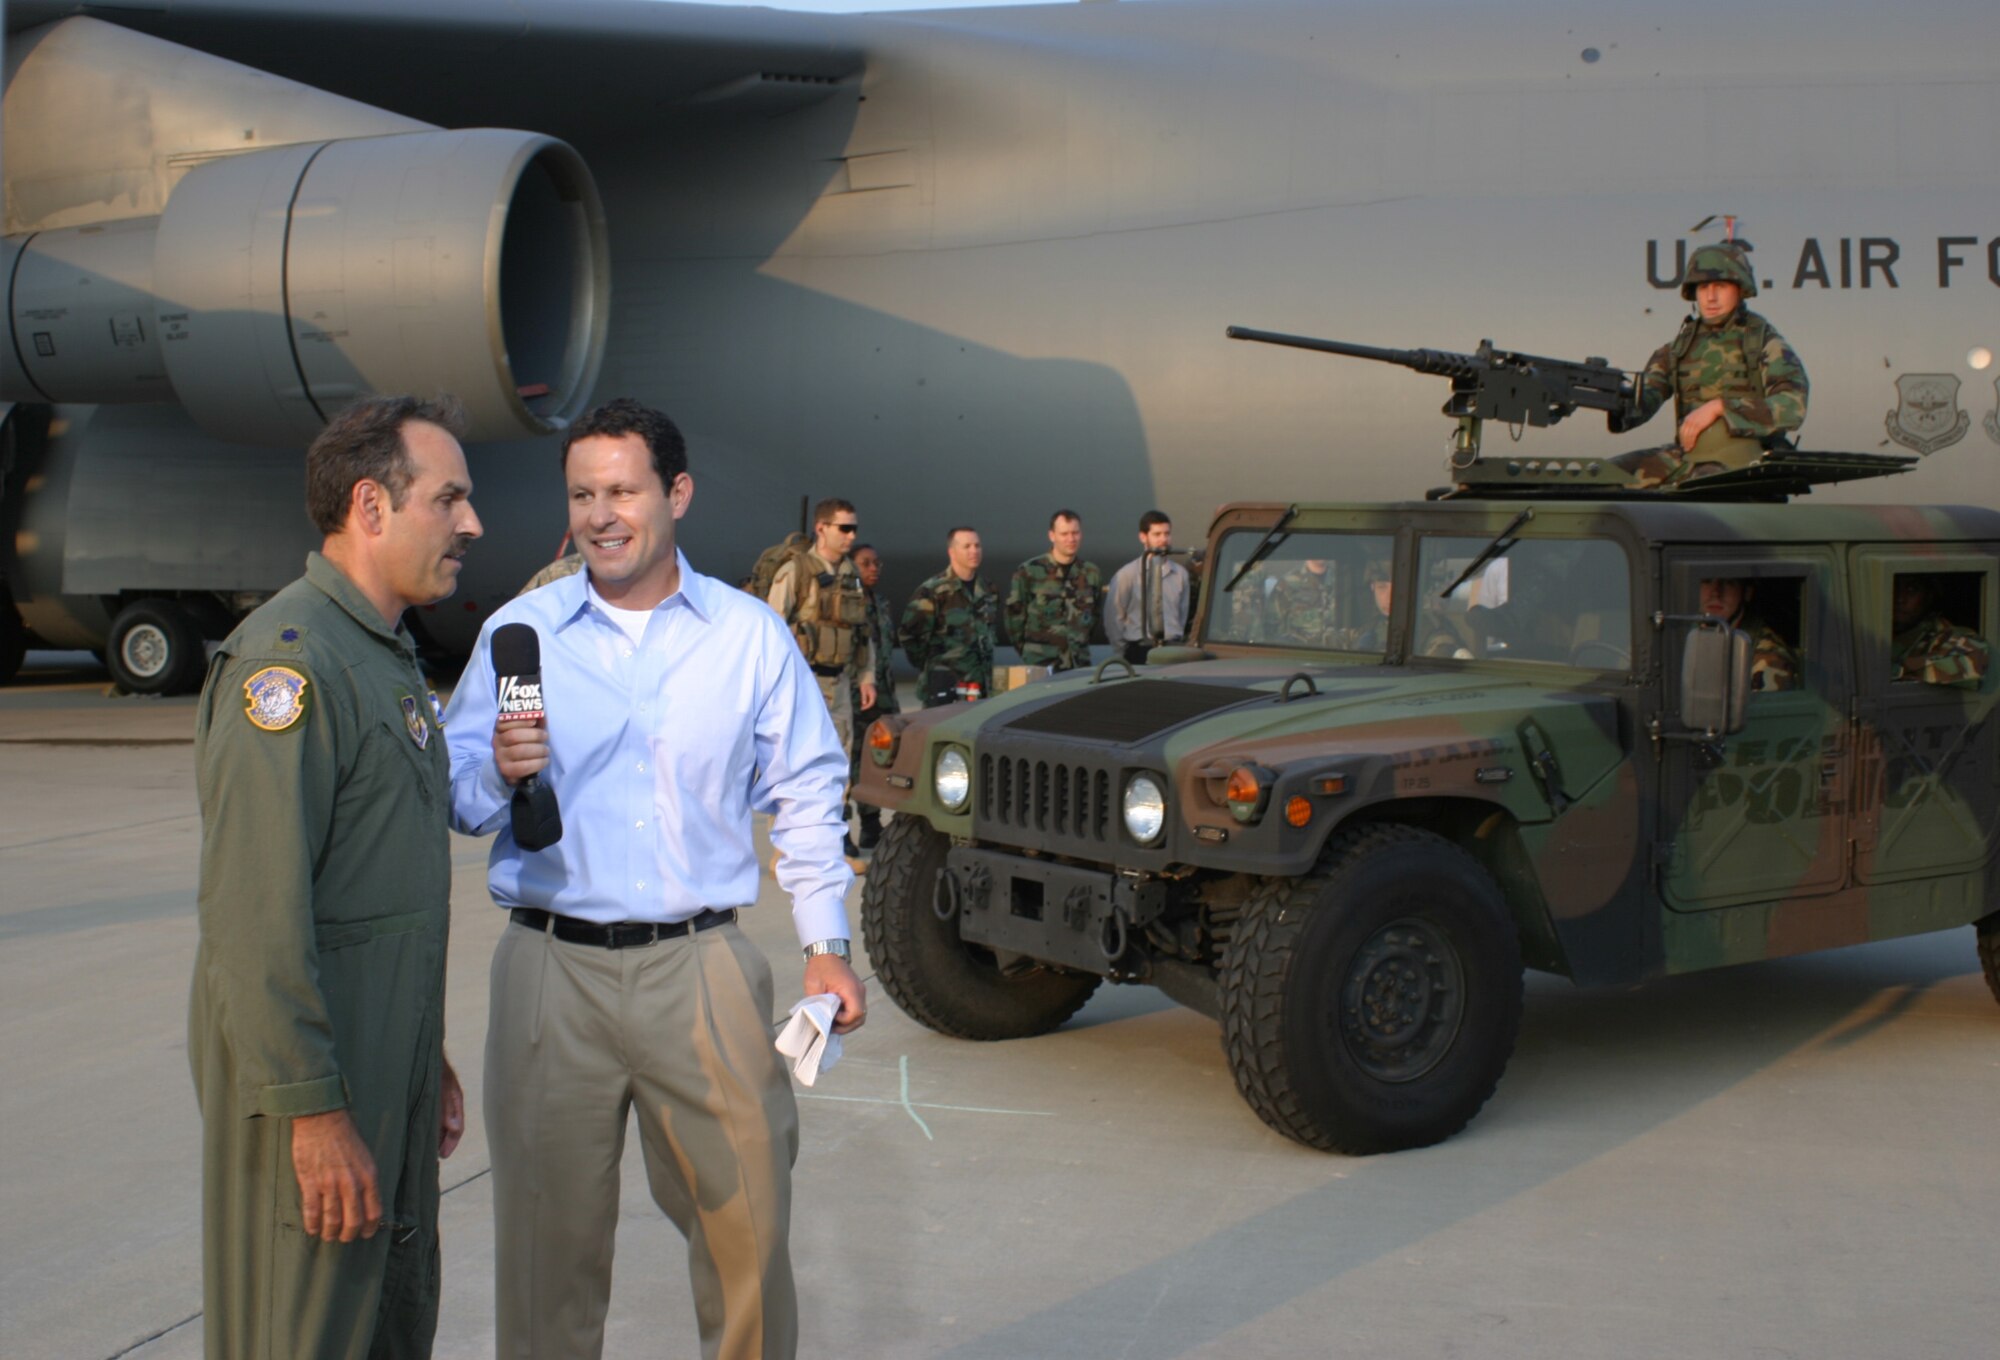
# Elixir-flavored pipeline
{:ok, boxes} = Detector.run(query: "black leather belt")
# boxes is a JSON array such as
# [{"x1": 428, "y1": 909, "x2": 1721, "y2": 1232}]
[
  {"x1": 810, "y1": 663, "x2": 844, "y2": 677},
  {"x1": 510, "y1": 906, "x2": 736, "y2": 949}
]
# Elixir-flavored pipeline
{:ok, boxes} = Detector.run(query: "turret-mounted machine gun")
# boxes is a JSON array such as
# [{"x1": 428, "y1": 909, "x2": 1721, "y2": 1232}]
[{"x1": 1225, "y1": 325, "x2": 1915, "y2": 501}]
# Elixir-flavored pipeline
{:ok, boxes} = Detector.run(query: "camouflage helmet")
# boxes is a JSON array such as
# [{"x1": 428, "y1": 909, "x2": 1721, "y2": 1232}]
[
  {"x1": 1364, "y1": 558, "x2": 1392, "y2": 585},
  {"x1": 1680, "y1": 244, "x2": 1757, "y2": 301}
]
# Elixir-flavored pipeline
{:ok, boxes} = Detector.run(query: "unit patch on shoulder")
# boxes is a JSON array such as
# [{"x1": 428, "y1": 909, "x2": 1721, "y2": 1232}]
[
  {"x1": 244, "y1": 667, "x2": 309, "y2": 731},
  {"x1": 400, "y1": 694, "x2": 431, "y2": 749}
]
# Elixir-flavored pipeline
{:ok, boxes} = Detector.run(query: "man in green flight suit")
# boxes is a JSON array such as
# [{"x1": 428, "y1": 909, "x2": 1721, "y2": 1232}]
[
  {"x1": 900, "y1": 525, "x2": 998, "y2": 706},
  {"x1": 1611, "y1": 242, "x2": 1810, "y2": 485},
  {"x1": 190, "y1": 395, "x2": 481, "y2": 1359},
  {"x1": 1005, "y1": 509, "x2": 1105, "y2": 672}
]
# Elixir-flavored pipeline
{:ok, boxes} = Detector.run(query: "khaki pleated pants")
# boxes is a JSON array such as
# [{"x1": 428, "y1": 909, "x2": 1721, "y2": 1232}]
[{"x1": 485, "y1": 916, "x2": 799, "y2": 1360}]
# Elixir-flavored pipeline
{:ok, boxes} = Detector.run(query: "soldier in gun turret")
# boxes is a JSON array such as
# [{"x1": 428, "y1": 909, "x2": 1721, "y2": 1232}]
[{"x1": 1612, "y1": 243, "x2": 1810, "y2": 485}]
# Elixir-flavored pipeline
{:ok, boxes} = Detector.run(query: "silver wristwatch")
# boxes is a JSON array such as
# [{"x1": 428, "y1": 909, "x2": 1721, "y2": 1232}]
[{"x1": 802, "y1": 938, "x2": 852, "y2": 962}]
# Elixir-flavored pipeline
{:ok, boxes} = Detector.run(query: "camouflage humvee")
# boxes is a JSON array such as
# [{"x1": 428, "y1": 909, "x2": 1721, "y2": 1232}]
[{"x1": 855, "y1": 486, "x2": 2000, "y2": 1154}]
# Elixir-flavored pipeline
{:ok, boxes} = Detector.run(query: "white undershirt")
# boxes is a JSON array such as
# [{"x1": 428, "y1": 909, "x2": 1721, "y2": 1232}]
[{"x1": 588, "y1": 581, "x2": 657, "y2": 647}]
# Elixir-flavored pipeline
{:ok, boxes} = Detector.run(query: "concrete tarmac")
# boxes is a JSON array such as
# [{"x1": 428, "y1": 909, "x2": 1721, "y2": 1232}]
[{"x1": 4, "y1": 654, "x2": 1996, "y2": 1359}]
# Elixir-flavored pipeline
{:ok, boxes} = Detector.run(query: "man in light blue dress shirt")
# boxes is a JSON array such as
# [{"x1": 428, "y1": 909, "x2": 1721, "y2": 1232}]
[{"x1": 445, "y1": 398, "x2": 865, "y2": 1360}]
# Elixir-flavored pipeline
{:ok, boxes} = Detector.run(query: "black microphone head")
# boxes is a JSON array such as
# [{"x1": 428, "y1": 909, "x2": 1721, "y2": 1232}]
[
  {"x1": 492, "y1": 622, "x2": 540, "y2": 676},
  {"x1": 492, "y1": 623, "x2": 547, "y2": 723}
]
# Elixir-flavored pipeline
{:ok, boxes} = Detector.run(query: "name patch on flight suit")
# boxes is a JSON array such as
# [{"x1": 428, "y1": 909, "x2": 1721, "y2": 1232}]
[
  {"x1": 244, "y1": 667, "x2": 309, "y2": 731},
  {"x1": 400, "y1": 695, "x2": 431, "y2": 749}
]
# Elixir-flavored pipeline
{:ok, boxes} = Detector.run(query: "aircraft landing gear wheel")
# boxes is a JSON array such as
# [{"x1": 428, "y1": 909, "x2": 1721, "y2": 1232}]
[
  {"x1": 108, "y1": 599, "x2": 206, "y2": 695},
  {"x1": 860, "y1": 816, "x2": 1100, "y2": 1040},
  {"x1": 1977, "y1": 912, "x2": 2000, "y2": 1008},
  {"x1": 0, "y1": 604, "x2": 25, "y2": 685},
  {"x1": 1219, "y1": 823, "x2": 1523, "y2": 1154}
]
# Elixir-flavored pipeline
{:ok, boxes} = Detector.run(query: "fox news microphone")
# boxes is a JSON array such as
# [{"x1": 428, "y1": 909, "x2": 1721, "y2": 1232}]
[{"x1": 491, "y1": 622, "x2": 563, "y2": 851}]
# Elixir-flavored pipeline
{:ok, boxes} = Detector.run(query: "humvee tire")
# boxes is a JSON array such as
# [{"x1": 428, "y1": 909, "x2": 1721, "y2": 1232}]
[
  {"x1": 1978, "y1": 912, "x2": 2000, "y2": 1007},
  {"x1": 861, "y1": 816, "x2": 1101, "y2": 1039},
  {"x1": 1219, "y1": 823, "x2": 1523, "y2": 1153}
]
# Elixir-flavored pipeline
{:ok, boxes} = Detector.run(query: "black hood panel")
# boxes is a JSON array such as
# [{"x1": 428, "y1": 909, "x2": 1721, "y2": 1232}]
[{"x1": 1001, "y1": 679, "x2": 1264, "y2": 744}]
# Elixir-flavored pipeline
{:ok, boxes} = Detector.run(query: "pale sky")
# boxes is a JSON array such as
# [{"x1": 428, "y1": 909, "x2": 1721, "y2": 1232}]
[{"x1": 675, "y1": 1, "x2": 1068, "y2": 11}]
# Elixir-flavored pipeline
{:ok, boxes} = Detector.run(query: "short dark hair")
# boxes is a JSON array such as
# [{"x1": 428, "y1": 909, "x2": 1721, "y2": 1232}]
[
  {"x1": 814, "y1": 497, "x2": 857, "y2": 527},
  {"x1": 945, "y1": 525, "x2": 978, "y2": 546},
  {"x1": 307, "y1": 393, "x2": 468, "y2": 535},
  {"x1": 561, "y1": 398, "x2": 687, "y2": 489},
  {"x1": 1049, "y1": 508, "x2": 1081, "y2": 529},
  {"x1": 852, "y1": 542, "x2": 878, "y2": 557},
  {"x1": 1138, "y1": 510, "x2": 1171, "y2": 532}
]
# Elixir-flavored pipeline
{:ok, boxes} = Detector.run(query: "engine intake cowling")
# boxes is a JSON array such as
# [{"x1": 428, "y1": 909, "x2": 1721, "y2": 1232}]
[{"x1": 2, "y1": 129, "x2": 608, "y2": 446}]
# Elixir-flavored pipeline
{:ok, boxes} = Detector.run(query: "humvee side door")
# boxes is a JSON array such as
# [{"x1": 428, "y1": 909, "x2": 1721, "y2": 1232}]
[
  {"x1": 1850, "y1": 547, "x2": 2000, "y2": 890},
  {"x1": 1659, "y1": 550, "x2": 1851, "y2": 910}
]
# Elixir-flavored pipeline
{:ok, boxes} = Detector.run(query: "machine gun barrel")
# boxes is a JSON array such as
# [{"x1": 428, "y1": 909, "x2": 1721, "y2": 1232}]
[
  {"x1": 1227, "y1": 322, "x2": 1641, "y2": 468},
  {"x1": 1225, "y1": 327, "x2": 1484, "y2": 380}
]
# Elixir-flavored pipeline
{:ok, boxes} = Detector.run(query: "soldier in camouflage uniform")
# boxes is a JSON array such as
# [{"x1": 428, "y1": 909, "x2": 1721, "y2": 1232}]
[
  {"x1": 518, "y1": 549, "x2": 583, "y2": 594},
  {"x1": 1612, "y1": 243, "x2": 1810, "y2": 486},
  {"x1": 1343, "y1": 559, "x2": 1394, "y2": 651},
  {"x1": 1700, "y1": 577, "x2": 1799, "y2": 692},
  {"x1": 1265, "y1": 559, "x2": 1342, "y2": 647},
  {"x1": 1891, "y1": 575, "x2": 1990, "y2": 688},
  {"x1": 1005, "y1": 509, "x2": 1105, "y2": 671},
  {"x1": 850, "y1": 543, "x2": 900, "y2": 847},
  {"x1": 900, "y1": 526, "x2": 998, "y2": 706}
]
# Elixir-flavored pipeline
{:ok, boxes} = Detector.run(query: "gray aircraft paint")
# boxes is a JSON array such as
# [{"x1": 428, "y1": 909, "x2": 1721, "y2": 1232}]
[{"x1": 2, "y1": 0, "x2": 1995, "y2": 656}]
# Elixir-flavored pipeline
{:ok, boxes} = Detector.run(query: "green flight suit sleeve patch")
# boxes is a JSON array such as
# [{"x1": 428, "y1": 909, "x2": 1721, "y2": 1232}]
[{"x1": 244, "y1": 666, "x2": 310, "y2": 731}]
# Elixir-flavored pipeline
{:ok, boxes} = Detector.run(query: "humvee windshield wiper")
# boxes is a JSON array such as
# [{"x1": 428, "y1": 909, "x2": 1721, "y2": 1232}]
[
  {"x1": 1223, "y1": 504, "x2": 1299, "y2": 593},
  {"x1": 1438, "y1": 507, "x2": 1533, "y2": 599}
]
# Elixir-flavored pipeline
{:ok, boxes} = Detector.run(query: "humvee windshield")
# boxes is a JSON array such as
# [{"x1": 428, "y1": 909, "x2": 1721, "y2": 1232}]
[
  {"x1": 1415, "y1": 535, "x2": 1633, "y2": 668},
  {"x1": 1207, "y1": 530, "x2": 1397, "y2": 652}
]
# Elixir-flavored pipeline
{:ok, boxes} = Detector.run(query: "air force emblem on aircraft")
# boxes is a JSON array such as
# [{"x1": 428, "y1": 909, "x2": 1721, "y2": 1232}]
[
  {"x1": 244, "y1": 667, "x2": 308, "y2": 732},
  {"x1": 1885, "y1": 373, "x2": 1969, "y2": 455},
  {"x1": 1984, "y1": 378, "x2": 2000, "y2": 446}
]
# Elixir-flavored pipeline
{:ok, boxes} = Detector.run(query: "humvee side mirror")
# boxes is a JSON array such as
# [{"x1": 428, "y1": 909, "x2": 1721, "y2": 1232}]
[{"x1": 1677, "y1": 618, "x2": 1752, "y2": 737}]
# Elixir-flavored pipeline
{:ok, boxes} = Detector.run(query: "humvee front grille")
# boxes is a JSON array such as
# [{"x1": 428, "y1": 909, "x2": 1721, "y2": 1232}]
[{"x1": 980, "y1": 755, "x2": 1112, "y2": 843}]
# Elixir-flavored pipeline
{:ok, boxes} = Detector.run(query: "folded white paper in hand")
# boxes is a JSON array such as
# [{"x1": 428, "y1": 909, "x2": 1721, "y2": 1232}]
[{"x1": 775, "y1": 993, "x2": 844, "y2": 1087}]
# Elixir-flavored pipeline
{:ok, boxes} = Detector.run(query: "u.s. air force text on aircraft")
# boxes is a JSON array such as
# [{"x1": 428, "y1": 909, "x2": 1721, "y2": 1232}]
[{"x1": 1648, "y1": 236, "x2": 2000, "y2": 290}]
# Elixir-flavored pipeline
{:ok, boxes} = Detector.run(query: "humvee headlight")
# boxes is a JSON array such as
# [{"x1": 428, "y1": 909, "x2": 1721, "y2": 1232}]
[
  {"x1": 1123, "y1": 773, "x2": 1167, "y2": 845},
  {"x1": 1225, "y1": 765, "x2": 1274, "y2": 824},
  {"x1": 934, "y1": 747, "x2": 972, "y2": 812},
  {"x1": 867, "y1": 718, "x2": 900, "y2": 767}
]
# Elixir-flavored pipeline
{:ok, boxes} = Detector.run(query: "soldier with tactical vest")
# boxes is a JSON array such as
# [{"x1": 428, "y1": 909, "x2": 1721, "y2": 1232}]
[
  {"x1": 1611, "y1": 242, "x2": 1810, "y2": 485},
  {"x1": 1005, "y1": 509, "x2": 1105, "y2": 672},
  {"x1": 768, "y1": 498, "x2": 876, "y2": 862},
  {"x1": 1891, "y1": 574, "x2": 1990, "y2": 689}
]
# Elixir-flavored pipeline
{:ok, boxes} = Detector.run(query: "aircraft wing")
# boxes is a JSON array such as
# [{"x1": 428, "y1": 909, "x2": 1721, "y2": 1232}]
[{"x1": 4, "y1": 0, "x2": 870, "y2": 138}]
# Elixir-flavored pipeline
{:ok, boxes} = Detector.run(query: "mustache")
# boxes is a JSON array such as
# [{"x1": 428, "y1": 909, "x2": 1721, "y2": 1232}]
[{"x1": 447, "y1": 534, "x2": 477, "y2": 558}]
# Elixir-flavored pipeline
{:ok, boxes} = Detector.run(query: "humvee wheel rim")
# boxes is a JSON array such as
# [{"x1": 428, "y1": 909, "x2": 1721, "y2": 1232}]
[
  {"x1": 1336, "y1": 917, "x2": 1466, "y2": 1082},
  {"x1": 120, "y1": 624, "x2": 171, "y2": 680}
]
